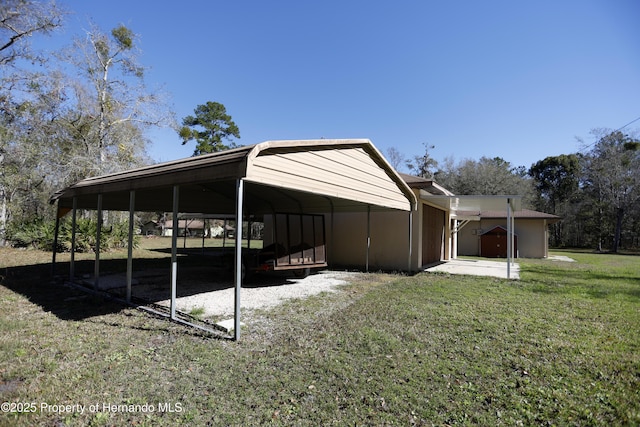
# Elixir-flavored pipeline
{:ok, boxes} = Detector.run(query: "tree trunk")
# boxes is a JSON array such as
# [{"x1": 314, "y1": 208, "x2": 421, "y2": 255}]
[{"x1": 613, "y1": 207, "x2": 624, "y2": 253}]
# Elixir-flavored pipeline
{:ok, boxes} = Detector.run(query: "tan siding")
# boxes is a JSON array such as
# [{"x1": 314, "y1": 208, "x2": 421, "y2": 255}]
[
  {"x1": 247, "y1": 147, "x2": 411, "y2": 211},
  {"x1": 327, "y1": 210, "x2": 412, "y2": 270},
  {"x1": 257, "y1": 148, "x2": 400, "y2": 188},
  {"x1": 252, "y1": 152, "x2": 402, "y2": 196}
]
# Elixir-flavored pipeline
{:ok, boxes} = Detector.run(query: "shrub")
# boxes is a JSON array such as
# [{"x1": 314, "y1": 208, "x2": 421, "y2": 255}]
[
  {"x1": 6, "y1": 218, "x2": 57, "y2": 250},
  {"x1": 8, "y1": 217, "x2": 138, "y2": 252}
]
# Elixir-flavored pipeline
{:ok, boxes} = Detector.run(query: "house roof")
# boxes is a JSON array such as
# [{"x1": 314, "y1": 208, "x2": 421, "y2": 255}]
[
  {"x1": 398, "y1": 173, "x2": 454, "y2": 196},
  {"x1": 51, "y1": 139, "x2": 417, "y2": 215},
  {"x1": 161, "y1": 219, "x2": 205, "y2": 229}
]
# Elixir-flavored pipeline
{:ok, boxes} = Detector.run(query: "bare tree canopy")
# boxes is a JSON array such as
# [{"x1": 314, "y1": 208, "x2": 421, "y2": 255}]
[
  {"x1": 580, "y1": 129, "x2": 640, "y2": 252},
  {"x1": 0, "y1": 0, "x2": 65, "y2": 66},
  {"x1": 406, "y1": 142, "x2": 438, "y2": 179},
  {"x1": 1, "y1": 18, "x2": 175, "y2": 246}
]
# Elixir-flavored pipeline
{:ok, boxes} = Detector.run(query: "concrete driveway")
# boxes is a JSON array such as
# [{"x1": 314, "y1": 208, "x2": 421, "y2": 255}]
[{"x1": 424, "y1": 258, "x2": 520, "y2": 279}]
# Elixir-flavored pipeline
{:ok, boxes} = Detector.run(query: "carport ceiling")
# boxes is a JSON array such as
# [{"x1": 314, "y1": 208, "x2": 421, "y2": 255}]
[{"x1": 51, "y1": 139, "x2": 417, "y2": 215}]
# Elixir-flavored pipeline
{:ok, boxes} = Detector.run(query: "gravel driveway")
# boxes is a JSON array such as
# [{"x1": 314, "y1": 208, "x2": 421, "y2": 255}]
[
  {"x1": 174, "y1": 270, "x2": 359, "y2": 317},
  {"x1": 107, "y1": 269, "x2": 362, "y2": 319}
]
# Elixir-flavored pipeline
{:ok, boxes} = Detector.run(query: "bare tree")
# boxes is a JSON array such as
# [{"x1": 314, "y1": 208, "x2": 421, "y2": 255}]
[
  {"x1": 60, "y1": 23, "x2": 175, "y2": 174},
  {"x1": 436, "y1": 156, "x2": 535, "y2": 206},
  {"x1": 385, "y1": 147, "x2": 405, "y2": 171},
  {"x1": 0, "y1": 0, "x2": 64, "y2": 245},
  {"x1": 0, "y1": 0, "x2": 65, "y2": 66},
  {"x1": 1, "y1": 21, "x2": 175, "y2": 245},
  {"x1": 580, "y1": 129, "x2": 640, "y2": 252},
  {"x1": 406, "y1": 142, "x2": 438, "y2": 179}
]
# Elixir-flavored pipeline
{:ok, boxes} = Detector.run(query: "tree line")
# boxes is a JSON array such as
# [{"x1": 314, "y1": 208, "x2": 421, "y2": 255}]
[
  {"x1": 1, "y1": 1, "x2": 638, "y2": 253},
  {"x1": 392, "y1": 129, "x2": 639, "y2": 252}
]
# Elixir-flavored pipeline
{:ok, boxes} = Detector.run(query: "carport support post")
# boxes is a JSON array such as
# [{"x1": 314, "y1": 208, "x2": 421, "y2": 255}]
[
  {"x1": 366, "y1": 205, "x2": 370, "y2": 272},
  {"x1": 170, "y1": 185, "x2": 179, "y2": 320},
  {"x1": 511, "y1": 202, "x2": 516, "y2": 264},
  {"x1": 234, "y1": 178, "x2": 244, "y2": 341},
  {"x1": 94, "y1": 194, "x2": 102, "y2": 290},
  {"x1": 408, "y1": 210, "x2": 413, "y2": 271},
  {"x1": 507, "y1": 198, "x2": 512, "y2": 279},
  {"x1": 126, "y1": 190, "x2": 135, "y2": 303}
]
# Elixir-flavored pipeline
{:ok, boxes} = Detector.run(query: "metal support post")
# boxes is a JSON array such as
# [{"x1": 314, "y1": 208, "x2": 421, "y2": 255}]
[
  {"x1": 170, "y1": 186, "x2": 179, "y2": 320},
  {"x1": 126, "y1": 190, "x2": 135, "y2": 303},
  {"x1": 408, "y1": 210, "x2": 413, "y2": 271},
  {"x1": 234, "y1": 179, "x2": 244, "y2": 341},
  {"x1": 507, "y1": 198, "x2": 512, "y2": 279},
  {"x1": 366, "y1": 205, "x2": 371, "y2": 272}
]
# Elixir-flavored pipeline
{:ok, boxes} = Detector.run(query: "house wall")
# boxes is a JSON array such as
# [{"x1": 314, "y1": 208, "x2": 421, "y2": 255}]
[
  {"x1": 457, "y1": 219, "x2": 549, "y2": 258},
  {"x1": 324, "y1": 210, "x2": 413, "y2": 271},
  {"x1": 322, "y1": 196, "x2": 449, "y2": 271}
]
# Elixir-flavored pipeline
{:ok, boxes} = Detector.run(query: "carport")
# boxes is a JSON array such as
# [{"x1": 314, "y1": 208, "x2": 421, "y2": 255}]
[{"x1": 50, "y1": 139, "x2": 417, "y2": 340}]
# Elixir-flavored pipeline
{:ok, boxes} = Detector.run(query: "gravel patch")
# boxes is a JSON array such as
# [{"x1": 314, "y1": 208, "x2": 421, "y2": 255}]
[{"x1": 131, "y1": 269, "x2": 362, "y2": 318}]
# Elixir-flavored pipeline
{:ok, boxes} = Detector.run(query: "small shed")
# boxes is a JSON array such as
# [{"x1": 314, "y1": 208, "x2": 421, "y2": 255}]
[
  {"x1": 480, "y1": 226, "x2": 518, "y2": 258},
  {"x1": 457, "y1": 209, "x2": 560, "y2": 258}
]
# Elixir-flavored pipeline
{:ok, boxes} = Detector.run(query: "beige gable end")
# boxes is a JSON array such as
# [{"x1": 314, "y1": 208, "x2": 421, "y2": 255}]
[{"x1": 246, "y1": 140, "x2": 414, "y2": 212}]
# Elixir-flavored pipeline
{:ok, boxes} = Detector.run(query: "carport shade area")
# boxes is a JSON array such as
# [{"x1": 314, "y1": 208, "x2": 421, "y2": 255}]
[{"x1": 49, "y1": 139, "x2": 417, "y2": 340}]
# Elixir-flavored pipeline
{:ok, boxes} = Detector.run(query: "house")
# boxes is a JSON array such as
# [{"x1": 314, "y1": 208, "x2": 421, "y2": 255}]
[{"x1": 161, "y1": 219, "x2": 206, "y2": 237}]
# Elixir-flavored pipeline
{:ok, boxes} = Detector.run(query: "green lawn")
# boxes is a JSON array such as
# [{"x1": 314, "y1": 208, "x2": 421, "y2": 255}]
[{"x1": 0, "y1": 245, "x2": 638, "y2": 426}]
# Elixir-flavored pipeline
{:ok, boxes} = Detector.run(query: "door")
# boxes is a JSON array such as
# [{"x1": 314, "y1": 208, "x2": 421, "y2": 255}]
[{"x1": 423, "y1": 204, "x2": 445, "y2": 265}]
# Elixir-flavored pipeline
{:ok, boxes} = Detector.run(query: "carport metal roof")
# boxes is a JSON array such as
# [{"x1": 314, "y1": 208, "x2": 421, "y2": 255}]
[{"x1": 51, "y1": 139, "x2": 416, "y2": 214}]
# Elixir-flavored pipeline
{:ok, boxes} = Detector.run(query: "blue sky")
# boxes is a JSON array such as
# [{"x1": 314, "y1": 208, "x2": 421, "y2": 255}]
[{"x1": 42, "y1": 0, "x2": 640, "y2": 170}]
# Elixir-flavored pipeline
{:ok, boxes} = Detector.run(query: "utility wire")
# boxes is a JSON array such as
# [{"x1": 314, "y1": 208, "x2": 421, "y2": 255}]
[
  {"x1": 615, "y1": 115, "x2": 640, "y2": 132},
  {"x1": 581, "y1": 115, "x2": 640, "y2": 151}
]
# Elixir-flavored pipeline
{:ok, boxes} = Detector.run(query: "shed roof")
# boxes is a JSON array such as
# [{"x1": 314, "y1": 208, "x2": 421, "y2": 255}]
[
  {"x1": 51, "y1": 139, "x2": 417, "y2": 215},
  {"x1": 480, "y1": 225, "x2": 517, "y2": 236}
]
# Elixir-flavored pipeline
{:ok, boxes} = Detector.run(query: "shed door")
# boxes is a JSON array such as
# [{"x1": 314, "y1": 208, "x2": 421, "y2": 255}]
[
  {"x1": 480, "y1": 230, "x2": 518, "y2": 258},
  {"x1": 423, "y1": 205, "x2": 445, "y2": 265}
]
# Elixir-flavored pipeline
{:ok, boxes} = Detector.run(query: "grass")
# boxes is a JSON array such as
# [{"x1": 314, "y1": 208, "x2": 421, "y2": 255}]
[{"x1": 0, "y1": 242, "x2": 639, "y2": 426}]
